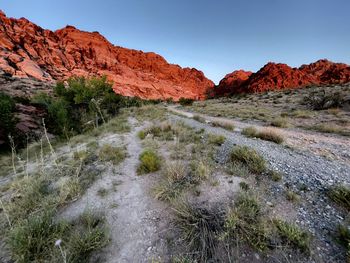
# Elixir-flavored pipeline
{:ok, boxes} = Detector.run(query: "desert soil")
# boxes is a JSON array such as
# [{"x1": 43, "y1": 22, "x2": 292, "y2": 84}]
[
  {"x1": 168, "y1": 106, "x2": 350, "y2": 262},
  {"x1": 1, "y1": 106, "x2": 349, "y2": 262}
]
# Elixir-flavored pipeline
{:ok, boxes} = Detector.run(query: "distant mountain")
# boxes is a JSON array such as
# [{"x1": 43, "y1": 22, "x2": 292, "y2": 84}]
[
  {"x1": 0, "y1": 10, "x2": 214, "y2": 100},
  {"x1": 215, "y1": 59, "x2": 350, "y2": 96}
]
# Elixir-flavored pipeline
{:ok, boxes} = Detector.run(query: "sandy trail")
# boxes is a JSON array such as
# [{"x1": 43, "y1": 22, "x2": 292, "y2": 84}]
[{"x1": 60, "y1": 118, "x2": 169, "y2": 262}]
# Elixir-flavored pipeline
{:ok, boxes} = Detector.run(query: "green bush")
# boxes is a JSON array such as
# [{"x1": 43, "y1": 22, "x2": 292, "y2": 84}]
[
  {"x1": 0, "y1": 92, "x2": 16, "y2": 132},
  {"x1": 137, "y1": 149, "x2": 161, "y2": 174},
  {"x1": 137, "y1": 130, "x2": 146, "y2": 140},
  {"x1": 0, "y1": 92, "x2": 17, "y2": 148},
  {"x1": 33, "y1": 76, "x2": 146, "y2": 138},
  {"x1": 303, "y1": 90, "x2": 345, "y2": 110},
  {"x1": 179, "y1": 97, "x2": 194, "y2": 106}
]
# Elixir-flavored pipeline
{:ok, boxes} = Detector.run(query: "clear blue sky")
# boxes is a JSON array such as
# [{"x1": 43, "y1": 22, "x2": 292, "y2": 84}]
[{"x1": 1, "y1": 0, "x2": 350, "y2": 83}]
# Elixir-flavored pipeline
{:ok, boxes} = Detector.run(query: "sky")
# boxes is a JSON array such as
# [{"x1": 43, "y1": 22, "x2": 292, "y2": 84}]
[{"x1": 1, "y1": 0, "x2": 350, "y2": 83}]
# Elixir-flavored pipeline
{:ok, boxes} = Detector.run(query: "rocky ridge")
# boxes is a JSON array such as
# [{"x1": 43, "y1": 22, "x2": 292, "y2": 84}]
[
  {"x1": 0, "y1": 10, "x2": 214, "y2": 100},
  {"x1": 215, "y1": 59, "x2": 350, "y2": 95}
]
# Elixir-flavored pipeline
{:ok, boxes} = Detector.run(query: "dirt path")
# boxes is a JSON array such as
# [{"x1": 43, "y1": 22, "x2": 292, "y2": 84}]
[
  {"x1": 60, "y1": 118, "x2": 169, "y2": 262},
  {"x1": 167, "y1": 108, "x2": 350, "y2": 262},
  {"x1": 168, "y1": 106, "x2": 350, "y2": 164}
]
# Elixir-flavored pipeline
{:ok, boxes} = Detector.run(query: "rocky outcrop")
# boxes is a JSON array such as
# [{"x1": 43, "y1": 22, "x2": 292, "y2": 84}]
[
  {"x1": 216, "y1": 60, "x2": 350, "y2": 95},
  {"x1": 300, "y1": 59, "x2": 350, "y2": 84},
  {"x1": 214, "y1": 70, "x2": 252, "y2": 95},
  {"x1": 0, "y1": 71, "x2": 47, "y2": 147},
  {"x1": 0, "y1": 10, "x2": 214, "y2": 100}
]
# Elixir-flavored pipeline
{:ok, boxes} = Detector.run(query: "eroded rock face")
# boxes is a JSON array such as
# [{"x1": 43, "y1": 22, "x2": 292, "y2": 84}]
[
  {"x1": 216, "y1": 60, "x2": 350, "y2": 95},
  {"x1": 0, "y1": 10, "x2": 214, "y2": 100},
  {"x1": 0, "y1": 71, "x2": 48, "y2": 147}
]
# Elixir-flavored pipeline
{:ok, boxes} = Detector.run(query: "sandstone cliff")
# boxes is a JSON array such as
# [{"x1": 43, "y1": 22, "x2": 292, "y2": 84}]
[{"x1": 0, "y1": 11, "x2": 214, "y2": 100}]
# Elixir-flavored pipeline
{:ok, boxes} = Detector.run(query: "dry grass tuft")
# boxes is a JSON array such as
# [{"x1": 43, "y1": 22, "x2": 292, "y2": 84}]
[
  {"x1": 242, "y1": 127, "x2": 284, "y2": 144},
  {"x1": 328, "y1": 185, "x2": 350, "y2": 211},
  {"x1": 230, "y1": 146, "x2": 267, "y2": 174},
  {"x1": 98, "y1": 144, "x2": 126, "y2": 165}
]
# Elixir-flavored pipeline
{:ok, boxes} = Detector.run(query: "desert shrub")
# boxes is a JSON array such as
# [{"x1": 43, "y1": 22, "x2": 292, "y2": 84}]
[
  {"x1": 271, "y1": 117, "x2": 289, "y2": 128},
  {"x1": 207, "y1": 134, "x2": 226, "y2": 145},
  {"x1": 144, "y1": 121, "x2": 200, "y2": 143},
  {"x1": 7, "y1": 175, "x2": 57, "y2": 223},
  {"x1": 211, "y1": 120, "x2": 234, "y2": 131},
  {"x1": 0, "y1": 92, "x2": 17, "y2": 149},
  {"x1": 154, "y1": 159, "x2": 211, "y2": 202},
  {"x1": 179, "y1": 97, "x2": 194, "y2": 106},
  {"x1": 7, "y1": 210, "x2": 109, "y2": 263},
  {"x1": 274, "y1": 220, "x2": 310, "y2": 252},
  {"x1": 191, "y1": 160, "x2": 211, "y2": 180},
  {"x1": 165, "y1": 98, "x2": 174, "y2": 104},
  {"x1": 0, "y1": 92, "x2": 16, "y2": 133},
  {"x1": 289, "y1": 110, "x2": 312, "y2": 118},
  {"x1": 268, "y1": 170, "x2": 283, "y2": 181},
  {"x1": 48, "y1": 98, "x2": 73, "y2": 136},
  {"x1": 153, "y1": 161, "x2": 189, "y2": 201},
  {"x1": 242, "y1": 127, "x2": 284, "y2": 144},
  {"x1": 32, "y1": 76, "x2": 146, "y2": 138},
  {"x1": 137, "y1": 130, "x2": 146, "y2": 140},
  {"x1": 303, "y1": 90, "x2": 344, "y2": 110},
  {"x1": 230, "y1": 146, "x2": 267, "y2": 174},
  {"x1": 239, "y1": 181, "x2": 250, "y2": 191},
  {"x1": 7, "y1": 210, "x2": 68, "y2": 263},
  {"x1": 226, "y1": 161, "x2": 250, "y2": 177},
  {"x1": 337, "y1": 223, "x2": 350, "y2": 259},
  {"x1": 308, "y1": 124, "x2": 350, "y2": 137},
  {"x1": 255, "y1": 129, "x2": 284, "y2": 144},
  {"x1": 286, "y1": 190, "x2": 300, "y2": 202},
  {"x1": 327, "y1": 185, "x2": 350, "y2": 211},
  {"x1": 193, "y1": 115, "x2": 205, "y2": 122},
  {"x1": 137, "y1": 149, "x2": 161, "y2": 174},
  {"x1": 223, "y1": 192, "x2": 269, "y2": 251},
  {"x1": 66, "y1": 212, "x2": 110, "y2": 263},
  {"x1": 242, "y1": 126, "x2": 258, "y2": 137},
  {"x1": 173, "y1": 201, "x2": 224, "y2": 262}
]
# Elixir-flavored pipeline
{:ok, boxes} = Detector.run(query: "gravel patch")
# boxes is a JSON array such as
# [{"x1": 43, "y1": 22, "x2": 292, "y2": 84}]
[{"x1": 169, "y1": 113, "x2": 350, "y2": 262}]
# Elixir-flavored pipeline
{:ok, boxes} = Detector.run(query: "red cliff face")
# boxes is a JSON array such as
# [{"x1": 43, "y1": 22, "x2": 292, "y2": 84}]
[
  {"x1": 0, "y1": 11, "x2": 214, "y2": 100},
  {"x1": 214, "y1": 70, "x2": 252, "y2": 95},
  {"x1": 216, "y1": 60, "x2": 350, "y2": 95}
]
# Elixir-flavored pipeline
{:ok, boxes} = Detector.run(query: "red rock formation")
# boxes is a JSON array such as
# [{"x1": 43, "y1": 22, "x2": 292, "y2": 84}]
[
  {"x1": 214, "y1": 70, "x2": 252, "y2": 95},
  {"x1": 0, "y1": 11, "x2": 214, "y2": 100},
  {"x1": 300, "y1": 59, "x2": 350, "y2": 84},
  {"x1": 216, "y1": 60, "x2": 350, "y2": 95},
  {"x1": 245, "y1": 63, "x2": 318, "y2": 93}
]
